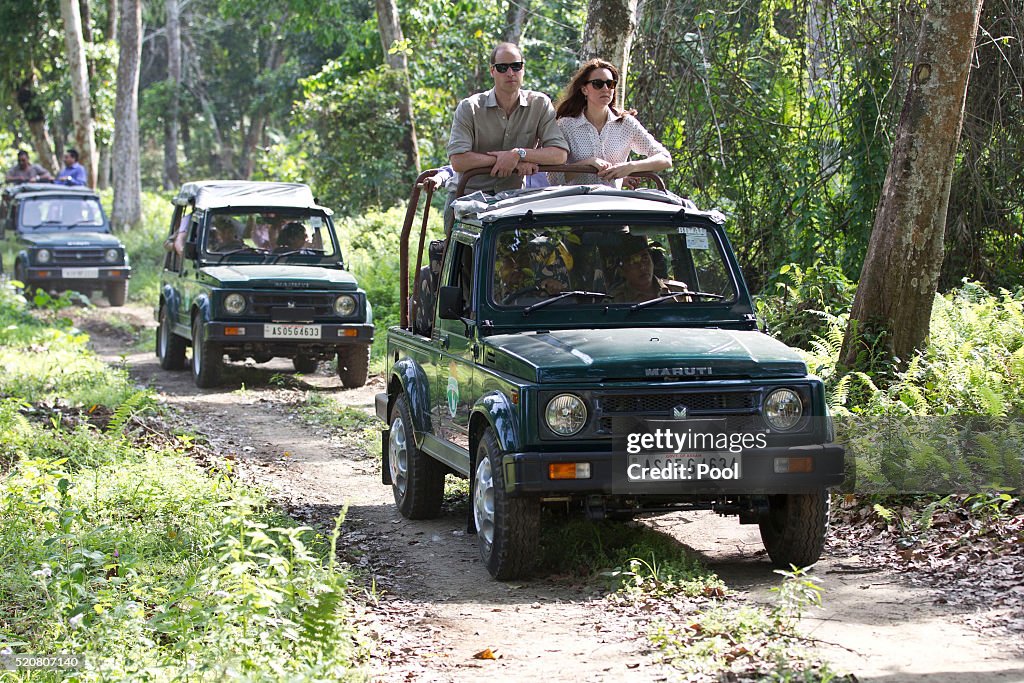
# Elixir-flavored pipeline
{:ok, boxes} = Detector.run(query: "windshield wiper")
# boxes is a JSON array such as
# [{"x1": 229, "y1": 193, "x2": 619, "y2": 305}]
[
  {"x1": 214, "y1": 248, "x2": 262, "y2": 264},
  {"x1": 269, "y1": 248, "x2": 325, "y2": 264},
  {"x1": 629, "y1": 290, "x2": 725, "y2": 312},
  {"x1": 523, "y1": 290, "x2": 611, "y2": 315},
  {"x1": 67, "y1": 219, "x2": 102, "y2": 227}
]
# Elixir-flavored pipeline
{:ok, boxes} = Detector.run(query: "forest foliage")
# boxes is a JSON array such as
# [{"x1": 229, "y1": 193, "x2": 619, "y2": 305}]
[{"x1": 1, "y1": 0, "x2": 1021, "y2": 293}]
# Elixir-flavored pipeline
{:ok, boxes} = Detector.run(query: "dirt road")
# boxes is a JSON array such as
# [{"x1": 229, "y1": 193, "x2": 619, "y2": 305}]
[{"x1": 84, "y1": 305, "x2": 1024, "y2": 682}]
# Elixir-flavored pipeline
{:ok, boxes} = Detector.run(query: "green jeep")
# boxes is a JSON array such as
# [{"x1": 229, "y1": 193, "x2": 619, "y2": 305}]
[
  {"x1": 1, "y1": 183, "x2": 131, "y2": 305},
  {"x1": 375, "y1": 168, "x2": 844, "y2": 579},
  {"x1": 156, "y1": 181, "x2": 374, "y2": 388}
]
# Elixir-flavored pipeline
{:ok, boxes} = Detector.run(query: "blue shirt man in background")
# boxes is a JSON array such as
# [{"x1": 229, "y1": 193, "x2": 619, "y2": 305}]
[{"x1": 54, "y1": 149, "x2": 86, "y2": 186}]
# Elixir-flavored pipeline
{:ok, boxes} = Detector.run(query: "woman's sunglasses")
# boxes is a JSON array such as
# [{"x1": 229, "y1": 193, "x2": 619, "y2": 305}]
[
  {"x1": 586, "y1": 79, "x2": 617, "y2": 90},
  {"x1": 493, "y1": 61, "x2": 525, "y2": 73}
]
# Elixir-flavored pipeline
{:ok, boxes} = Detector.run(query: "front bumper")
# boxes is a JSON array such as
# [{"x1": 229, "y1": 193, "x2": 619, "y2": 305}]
[
  {"x1": 203, "y1": 320, "x2": 374, "y2": 346},
  {"x1": 502, "y1": 444, "x2": 845, "y2": 496},
  {"x1": 25, "y1": 265, "x2": 131, "y2": 283}
]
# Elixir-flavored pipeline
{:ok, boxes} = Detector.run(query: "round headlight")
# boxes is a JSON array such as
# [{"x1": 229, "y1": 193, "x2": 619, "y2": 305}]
[
  {"x1": 104, "y1": 248, "x2": 119, "y2": 263},
  {"x1": 334, "y1": 295, "x2": 357, "y2": 316},
  {"x1": 223, "y1": 293, "x2": 246, "y2": 315},
  {"x1": 36, "y1": 249, "x2": 52, "y2": 264},
  {"x1": 763, "y1": 388, "x2": 803, "y2": 431},
  {"x1": 545, "y1": 394, "x2": 587, "y2": 436}
]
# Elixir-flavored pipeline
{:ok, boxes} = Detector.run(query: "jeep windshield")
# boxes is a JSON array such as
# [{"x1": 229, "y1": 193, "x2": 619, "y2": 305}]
[
  {"x1": 199, "y1": 209, "x2": 341, "y2": 265},
  {"x1": 491, "y1": 222, "x2": 737, "y2": 309},
  {"x1": 18, "y1": 197, "x2": 106, "y2": 231}
]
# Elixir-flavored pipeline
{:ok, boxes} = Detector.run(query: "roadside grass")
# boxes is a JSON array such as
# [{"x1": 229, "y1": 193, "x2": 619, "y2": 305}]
[
  {"x1": 537, "y1": 515, "x2": 847, "y2": 681},
  {"x1": 0, "y1": 282, "x2": 368, "y2": 680},
  {"x1": 295, "y1": 392, "x2": 380, "y2": 458}
]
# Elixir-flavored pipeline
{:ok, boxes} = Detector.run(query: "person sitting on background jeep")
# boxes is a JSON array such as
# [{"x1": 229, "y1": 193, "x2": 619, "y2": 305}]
[
  {"x1": 611, "y1": 236, "x2": 690, "y2": 303},
  {"x1": 5, "y1": 150, "x2": 53, "y2": 184},
  {"x1": 54, "y1": 149, "x2": 86, "y2": 186}
]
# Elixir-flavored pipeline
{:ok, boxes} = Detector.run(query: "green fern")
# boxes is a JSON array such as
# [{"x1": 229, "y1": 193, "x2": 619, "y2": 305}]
[{"x1": 106, "y1": 390, "x2": 157, "y2": 436}]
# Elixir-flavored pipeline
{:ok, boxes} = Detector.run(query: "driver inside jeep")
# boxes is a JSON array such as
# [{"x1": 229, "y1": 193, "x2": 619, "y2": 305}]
[{"x1": 610, "y1": 235, "x2": 691, "y2": 303}]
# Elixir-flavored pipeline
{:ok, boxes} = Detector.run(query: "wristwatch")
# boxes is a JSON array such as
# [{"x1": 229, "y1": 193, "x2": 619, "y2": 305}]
[{"x1": 513, "y1": 147, "x2": 527, "y2": 159}]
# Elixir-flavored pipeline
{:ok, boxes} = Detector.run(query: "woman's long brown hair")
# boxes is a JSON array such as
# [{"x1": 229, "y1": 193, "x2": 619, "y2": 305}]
[{"x1": 555, "y1": 58, "x2": 633, "y2": 120}]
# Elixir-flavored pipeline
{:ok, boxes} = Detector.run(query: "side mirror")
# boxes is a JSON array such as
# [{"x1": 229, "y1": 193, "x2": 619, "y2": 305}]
[
  {"x1": 183, "y1": 242, "x2": 197, "y2": 259},
  {"x1": 438, "y1": 285, "x2": 463, "y2": 320}
]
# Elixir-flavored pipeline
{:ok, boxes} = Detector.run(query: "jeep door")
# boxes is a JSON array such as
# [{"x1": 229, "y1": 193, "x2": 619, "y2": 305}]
[{"x1": 434, "y1": 237, "x2": 477, "y2": 462}]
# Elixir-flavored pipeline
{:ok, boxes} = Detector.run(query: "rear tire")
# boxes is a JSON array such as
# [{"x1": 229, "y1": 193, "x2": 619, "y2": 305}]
[
  {"x1": 156, "y1": 304, "x2": 187, "y2": 370},
  {"x1": 191, "y1": 317, "x2": 223, "y2": 388},
  {"x1": 758, "y1": 491, "x2": 829, "y2": 568},
  {"x1": 105, "y1": 280, "x2": 128, "y2": 307},
  {"x1": 474, "y1": 427, "x2": 540, "y2": 580},
  {"x1": 337, "y1": 345, "x2": 370, "y2": 388},
  {"x1": 388, "y1": 394, "x2": 444, "y2": 519},
  {"x1": 292, "y1": 355, "x2": 319, "y2": 374}
]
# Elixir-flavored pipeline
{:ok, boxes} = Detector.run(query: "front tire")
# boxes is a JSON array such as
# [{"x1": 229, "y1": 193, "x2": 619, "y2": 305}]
[
  {"x1": 337, "y1": 345, "x2": 370, "y2": 388},
  {"x1": 758, "y1": 491, "x2": 829, "y2": 568},
  {"x1": 191, "y1": 317, "x2": 223, "y2": 388},
  {"x1": 105, "y1": 280, "x2": 128, "y2": 307},
  {"x1": 388, "y1": 395, "x2": 444, "y2": 519},
  {"x1": 474, "y1": 427, "x2": 540, "y2": 580},
  {"x1": 156, "y1": 304, "x2": 187, "y2": 370}
]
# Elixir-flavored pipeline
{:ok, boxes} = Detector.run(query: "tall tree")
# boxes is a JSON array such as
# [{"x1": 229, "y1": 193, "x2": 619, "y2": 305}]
[
  {"x1": 111, "y1": 0, "x2": 142, "y2": 229},
  {"x1": 163, "y1": 0, "x2": 182, "y2": 189},
  {"x1": 375, "y1": 0, "x2": 420, "y2": 172},
  {"x1": 504, "y1": 0, "x2": 530, "y2": 44},
  {"x1": 841, "y1": 0, "x2": 984, "y2": 368},
  {"x1": 239, "y1": 31, "x2": 286, "y2": 179},
  {"x1": 60, "y1": 0, "x2": 98, "y2": 187},
  {"x1": 581, "y1": 0, "x2": 639, "y2": 107},
  {"x1": 98, "y1": 0, "x2": 118, "y2": 189},
  {"x1": 16, "y1": 77, "x2": 59, "y2": 174}
]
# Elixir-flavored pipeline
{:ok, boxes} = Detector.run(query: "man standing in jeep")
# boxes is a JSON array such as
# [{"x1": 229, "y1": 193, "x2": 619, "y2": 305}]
[
  {"x1": 445, "y1": 42, "x2": 568, "y2": 230},
  {"x1": 5, "y1": 151, "x2": 53, "y2": 184}
]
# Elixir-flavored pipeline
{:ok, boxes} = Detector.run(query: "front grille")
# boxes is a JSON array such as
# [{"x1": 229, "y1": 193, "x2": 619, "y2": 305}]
[
  {"x1": 594, "y1": 390, "x2": 760, "y2": 434},
  {"x1": 249, "y1": 292, "x2": 339, "y2": 317},
  {"x1": 50, "y1": 248, "x2": 107, "y2": 265}
]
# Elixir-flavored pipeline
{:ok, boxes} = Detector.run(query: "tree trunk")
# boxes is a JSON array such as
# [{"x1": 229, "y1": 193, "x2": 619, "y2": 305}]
[
  {"x1": 240, "y1": 36, "x2": 286, "y2": 179},
  {"x1": 15, "y1": 77, "x2": 58, "y2": 173},
  {"x1": 163, "y1": 0, "x2": 182, "y2": 189},
  {"x1": 504, "y1": 0, "x2": 530, "y2": 44},
  {"x1": 60, "y1": 0, "x2": 98, "y2": 187},
  {"x1": 581, "y1": 0, "x2": 640, "y2": 108},
  {"x1": 375, "y1": 0, "x2": 420, "y2": 172},
  {"x1": 105, "y1": 0, "x2": 117, "y2": 39},
  {"x1": 840, "y1": 0, "x2": 984, "y2": 368},
  {"x1": 111, "y1": 0, "x2": 142, "y2": 230}
]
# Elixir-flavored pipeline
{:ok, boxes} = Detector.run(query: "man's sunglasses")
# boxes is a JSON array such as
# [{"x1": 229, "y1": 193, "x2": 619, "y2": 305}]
[
  {"x1": 586, "y1": 78, "x2": 617, "y2": 90},
  {"x1": 493, "y1": 61, "x2": 524, "y2": 73}
]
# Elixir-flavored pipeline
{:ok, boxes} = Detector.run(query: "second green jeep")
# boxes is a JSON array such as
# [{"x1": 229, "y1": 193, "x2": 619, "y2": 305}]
[{"x1": 156, "y1": 181, "x2": 373, "y2": 388}]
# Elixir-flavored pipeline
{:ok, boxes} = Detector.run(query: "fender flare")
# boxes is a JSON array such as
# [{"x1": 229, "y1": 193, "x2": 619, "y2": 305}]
[
  {"x1": 387, "y1": 357, "x2": 433, "y2": 437},
  {"x1": 469, "y1": 390, "x2": 521, "y2": 455}
]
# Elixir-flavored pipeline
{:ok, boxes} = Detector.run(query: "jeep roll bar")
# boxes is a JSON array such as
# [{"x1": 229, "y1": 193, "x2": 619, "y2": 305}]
[{"x1": 398, "y1": 164, "x2": 667, "y2": 329}]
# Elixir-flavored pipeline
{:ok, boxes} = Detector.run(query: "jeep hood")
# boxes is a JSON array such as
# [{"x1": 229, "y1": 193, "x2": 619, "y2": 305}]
[
  {"x1": 481, "y1": 328, "x2": 807, "y2": 382},
  {"x1": 20, "y1": 231, "x2": 119, "y2": 247},
  {"x1": 199, "y1": 264, "x2": 358, "y2": 289}
]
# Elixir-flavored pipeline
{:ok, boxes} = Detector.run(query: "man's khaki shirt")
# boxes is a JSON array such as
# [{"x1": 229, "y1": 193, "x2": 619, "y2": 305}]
[
  {"x1": 447, "y1": 88, "x2": 568, "y2": 194},
  {"x1": 6, "y1": 163, "x2": 50, "y2": 183}
]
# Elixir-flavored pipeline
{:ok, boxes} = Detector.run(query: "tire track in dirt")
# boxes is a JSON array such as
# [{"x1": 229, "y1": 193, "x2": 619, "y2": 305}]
[{"x1": 84, "y1": 305, "x2": 1024, "y2": 682}]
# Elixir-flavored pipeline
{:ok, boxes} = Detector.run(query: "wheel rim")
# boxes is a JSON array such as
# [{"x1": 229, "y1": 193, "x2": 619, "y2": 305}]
[
  {"x1": 474, "y1": 456, "x2": 495, "y2": 546},
  {"x1": 389, "y1": 415, "x2": 409, "y2": 499},
  {"x1": 192, "y1": 326, "x2": 202, "y2": 376},
  {"x1": 158, "y1": 311, "x2": 169, "y2": 358}
]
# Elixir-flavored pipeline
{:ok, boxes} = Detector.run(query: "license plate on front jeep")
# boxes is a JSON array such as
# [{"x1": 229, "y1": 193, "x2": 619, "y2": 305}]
[
  {"x1": 264, "y1": 324, "x2": 321, "y2": 339},
  {"x1": 626, "y1": 453, "x2": 742, "y2": 483},
  {"x1": 62, "y1": 267, "x2": 99, "y2": 279}
]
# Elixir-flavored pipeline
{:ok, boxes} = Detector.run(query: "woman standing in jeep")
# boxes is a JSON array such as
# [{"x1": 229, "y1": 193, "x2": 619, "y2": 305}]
[{"x1": 548, "y1": 59, "x2": 672, "y2": 188}]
